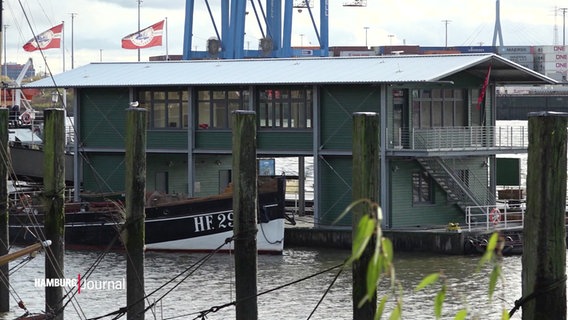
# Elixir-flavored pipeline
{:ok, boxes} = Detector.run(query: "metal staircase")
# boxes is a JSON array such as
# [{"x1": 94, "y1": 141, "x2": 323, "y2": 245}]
[{"x1": 416, "y1": 157, "x2": 496, "y2": 213}]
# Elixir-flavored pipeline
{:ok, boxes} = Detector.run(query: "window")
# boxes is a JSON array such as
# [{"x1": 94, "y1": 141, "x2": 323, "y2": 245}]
[
  {"x1": 137, "y1": 88, "x2": 189, "y2": 129},
  {"x1": 412, "y1": 171, "x2": 434, "y2": 204},
  {"x1": 412, "y1": 88, "x2": 466, "y2": 128},
  {"x1": 258, "y1": 87, "x2": 312, "y2": 129},
  {"x1": 197, "y1": 89, "x2": 249, "y2": 129}
]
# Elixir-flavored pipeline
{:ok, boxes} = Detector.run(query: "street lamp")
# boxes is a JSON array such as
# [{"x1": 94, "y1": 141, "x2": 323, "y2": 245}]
[
  {"x1": 388, "y1": 34, "x2": 394, "y2": 45},
  {"x1": 363, "y1": 27, "x2": 370, "y2": 48},
  {"x1": 51, "y1": 91, "x2": 59, "y2": 108},
  {"x1": 560, "y1": 8, "x2": 567, "y2": 46},
  {"x1": 442, "y1": 20, "x2": 451, "y2": 48}
]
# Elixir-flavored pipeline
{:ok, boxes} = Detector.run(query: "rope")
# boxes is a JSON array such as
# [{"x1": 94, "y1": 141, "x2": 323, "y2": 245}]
[
  {"x1": 86, "y1": 237, "x2": 235, "y2": 320},
  {"x1": 185, "y1": 262, "x2": 345, "y2": 320},
  {"x1": 509, "y1": 274, "x2": 567, "y2": 317},
  {"x1": 307, "y1": 264, "x2": 346, "y2": 319}
]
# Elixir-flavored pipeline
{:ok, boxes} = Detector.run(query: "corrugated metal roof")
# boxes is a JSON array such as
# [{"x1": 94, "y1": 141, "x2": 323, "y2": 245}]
[{"x1": 24, "y1": 53, "x2": 557, "y2": 88}]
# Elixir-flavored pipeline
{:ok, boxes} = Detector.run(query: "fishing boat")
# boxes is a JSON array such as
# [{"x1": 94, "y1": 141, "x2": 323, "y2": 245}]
[{"x1": 9, "y1": 176, "x2": 287, "y2": 254}]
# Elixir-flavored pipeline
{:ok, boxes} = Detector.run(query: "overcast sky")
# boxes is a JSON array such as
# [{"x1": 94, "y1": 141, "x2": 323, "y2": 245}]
[{"x1": 3, "y1": 0, "x2": 566, "y2": 74}]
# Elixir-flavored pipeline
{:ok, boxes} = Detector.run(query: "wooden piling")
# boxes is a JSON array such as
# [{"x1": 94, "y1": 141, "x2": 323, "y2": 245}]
[
  {"x1": 124, "y1": 106, "x2": 147, "y2": 320},
  {"x1": 232, "y1": 110, "x2": 258, "y2": 320},
  {"x1": 299, "y1": 156, "x2": 305, "y2": 216},
  {"x1": 352, "y1": 112, "x2": 379, "y2": 320},
  {"x1": 43, "y1": 109, "x2": 66, "y2": 320},
  {"x1": 523, "y1": 111, "x2": 567, "y2": 320},
  {"x1": 0, "y1": 108, "x2": 9, "y2": 312}
]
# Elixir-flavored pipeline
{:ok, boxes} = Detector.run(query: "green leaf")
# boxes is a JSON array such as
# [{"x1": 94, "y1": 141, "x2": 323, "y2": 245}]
[
  {"x1": 434, "y1": 284, "x2": 446, "y2": 319},
  {"x1": 488, "y1": 265, "x2": 501, "y2": 299},
  {"x1": 500, "y1": 308, "x2": 510, "y2": 320},
  {"x1": 389, "y1": 301, "x2": 402, "y2": 320},
  {"x1": 453, "y1": 309, "x2": 467, "y2": 320},
  {"x1": 478, "y1": 232, "x2": 499, "y2": 269},
  {"x1": 348, "y1": 215, "x2": 376, "y2": 264},
  {"x1": 375, "y1": 295, "x2": 389, "y2": 320},
  {"x1": 382, "y1": 237, "x2": 394, "y2": 264},
  {"x1": 366, "y1": 251, "x2": 381, "y2": 300},
  {"x1": 415, "y1": 273, "x2": 440, "y2": 292},
  {"x1": 486, "y1": 232, "x2": 499, "y2": 253},
  {"x1": 332, "y1": 198, "x2": 372, "y2": 225}
]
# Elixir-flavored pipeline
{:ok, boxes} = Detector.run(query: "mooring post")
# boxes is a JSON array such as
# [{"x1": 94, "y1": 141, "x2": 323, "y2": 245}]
[
  {"x1": 124, "y1": 106, "x2": 146, "y2": 320},
  {"x1": 44, "y1": 108, "x2": 66, "y2": 320},
  {"x1": 352, "y1": 112, "x2": 379, "y2": 320},
  {"x1": 523, "y1": 111, "x2": 567, "y2": 319},
  {"x1": 298, "y1": 156, "x2": 305, "y2": 215},
  {"x1": 0, "y1": 108, "x2": 9, "y2": 312},
  {"x1": 232, "y1": 110, "x2": 258, "y2": 320}
]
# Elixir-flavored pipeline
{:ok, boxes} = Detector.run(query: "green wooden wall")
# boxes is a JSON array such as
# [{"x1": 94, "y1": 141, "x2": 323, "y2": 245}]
[
  {"x1": 320, "y1": 85, "x2": 381, "y2": 151},
  {"x1": 389, "y1": 158, "x2": 487, "y2": 228},
  {"x1": 82, "y1": 153, "x2": 126, "y2": 194},
  {"x1": 258, "y1": 131, "x2": 312, "y2": 151},
  {"x1": 318, "y1": 156, "x2": 353, "y2": 227},
  {"x1": 194, "y1": 155, "x2": 233, "y2": 197},
  {"x1": 79, "y1": 88, "x2": 130, "y2": 149}
]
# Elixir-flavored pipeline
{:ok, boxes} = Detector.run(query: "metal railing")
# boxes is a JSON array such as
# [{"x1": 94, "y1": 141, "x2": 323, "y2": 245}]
[
  {"x1": 465, "y1": 203, "x2": 525, "y2": 231},
  {"x1": 395, "y1": 126, "x2": 527, "y2": 151}
]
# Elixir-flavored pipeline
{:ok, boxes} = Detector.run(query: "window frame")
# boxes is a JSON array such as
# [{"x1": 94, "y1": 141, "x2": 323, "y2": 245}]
[
  {"x1": 196, "y1": 88, "x2": 249, "y2": 130},
  {"x1": 412, "y1": 171, "x2": 434, "y2": 205},
  {"x1": 411, "y1": 88, "x2": 467, "y2": 128},
  {"x1": 136, "y1": 87, "x2": 189, "y2": 130},
  {"x1": 257, "y1": 86, "x2": 312, "y2": 130}
]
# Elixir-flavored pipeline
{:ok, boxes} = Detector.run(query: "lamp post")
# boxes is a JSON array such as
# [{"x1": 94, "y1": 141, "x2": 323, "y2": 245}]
[
  {"x1": 300, "y1": 33, "x2": 304, "y2": 47},
  {"x1": 560, "y1": 8, "x2": 567, "y2": 46},
  {"x1": 69, "y1": 13, "x2": 77, "y2": 69},
  {"x1": 3, "y1": 25, "x2": 7, "y2": 78},
  {"x1": 364, "y1": 26, "x2": 370, "y2": 48},
  {"x1": 388, "y1": 34, "x2": 394, "y2": 45},
  {"x1": 442, "y1": 20, "x2": 451, "y2": 47}
]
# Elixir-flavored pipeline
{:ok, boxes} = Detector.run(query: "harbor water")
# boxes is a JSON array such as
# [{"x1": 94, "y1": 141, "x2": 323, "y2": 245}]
[{"x1": 1, "y1": 247, "x2": 527, "y2": 320}]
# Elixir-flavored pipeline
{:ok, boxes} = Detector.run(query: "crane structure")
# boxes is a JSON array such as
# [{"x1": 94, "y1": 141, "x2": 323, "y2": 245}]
[{"x1": 182, "y1": 1, "x2": 364, "y2": 60}]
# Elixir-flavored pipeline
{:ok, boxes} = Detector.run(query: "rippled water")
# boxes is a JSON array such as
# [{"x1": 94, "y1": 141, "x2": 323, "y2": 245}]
[{"x1": 0, "y1": 247, "x2": 527, "y2": 320}]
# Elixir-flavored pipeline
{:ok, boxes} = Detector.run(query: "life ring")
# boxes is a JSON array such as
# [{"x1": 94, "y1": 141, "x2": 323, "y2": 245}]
[
  {"x1": 490, "y1": 208, "x2": 501, "y2": 224},
  {"x1": 21, "y1": 112, "x2": 31, "y2": 125}
]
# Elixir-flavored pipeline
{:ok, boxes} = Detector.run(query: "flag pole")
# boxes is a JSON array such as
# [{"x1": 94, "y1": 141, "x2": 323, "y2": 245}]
[
  {"x1": 165, "y1": 17, "x2": 169, "y2": 61},
  {"x1": 61, "y1": 21, "x2": 65, "y2": 72},
  {"x1": 137, "y1": 0, "x2": 142, "y2": 62}
]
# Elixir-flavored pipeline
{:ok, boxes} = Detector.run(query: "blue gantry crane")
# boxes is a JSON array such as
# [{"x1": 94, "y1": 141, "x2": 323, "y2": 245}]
[{"x1": 182, "y1": 1, "x2": 366, "y2": 59}]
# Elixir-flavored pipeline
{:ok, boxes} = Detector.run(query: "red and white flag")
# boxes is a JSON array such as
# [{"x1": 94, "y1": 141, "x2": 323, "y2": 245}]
[
  {"x1": 121, "y1": 20, "x2": 165, "y2": 49},
  {"x1": 476, "y1": 64, "x2": 492, "y2": 110},
  {"x1": 23, "y1": 23, "x2": 63, "y2": 52}
]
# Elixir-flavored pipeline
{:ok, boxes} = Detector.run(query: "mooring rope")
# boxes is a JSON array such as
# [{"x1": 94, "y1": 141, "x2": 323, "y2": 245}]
[
  {"x1": 508, "y1": 274, "x2": 567, "y2": 317},
  {"x1": 181, "y1": 262, "x2": 346, "y2": 320}
]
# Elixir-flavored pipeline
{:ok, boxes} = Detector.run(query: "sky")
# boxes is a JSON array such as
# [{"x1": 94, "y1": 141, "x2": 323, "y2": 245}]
[{"x1": 2, "y1": 0, "x2": 566, "y2": 75}]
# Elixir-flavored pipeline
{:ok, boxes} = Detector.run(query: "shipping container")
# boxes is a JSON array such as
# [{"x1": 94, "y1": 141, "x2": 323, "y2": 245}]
[
  {"x1": 379, "y1": 45, "x2": 420, "y2": 55},
  {"x1": 500, "y1": 54, "x2": 534, "y2": 63},
  {"x1": 498, "y1": 46, "x2": 533, "y2": 54},
  {"x1": 534, "y1": 46, "x2": 567, "y2": 54}
]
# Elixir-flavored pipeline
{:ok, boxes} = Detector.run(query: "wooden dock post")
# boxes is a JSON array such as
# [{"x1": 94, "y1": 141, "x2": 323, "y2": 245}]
[
  {"x1": 0, "y1": 108, "x2": 9, "y2": 312},
  {"x1": 298, "y1": 156, "x2": 305, "y2": 215},
  {"x1": 352, "y1": 112, "x2": 379, "y2": 320},
  {"x1": 43, "y1": 108, "x2": 66, "y2": 320},
  {"x1": 232, "y1": 110, "x2": 258, "y2": 320},
  {"x1": 523, "y1": 111, "x2": 567, "y2": 319},
  {"x1": 124, "y1": 106, "x2": 147, "y2": 320}
]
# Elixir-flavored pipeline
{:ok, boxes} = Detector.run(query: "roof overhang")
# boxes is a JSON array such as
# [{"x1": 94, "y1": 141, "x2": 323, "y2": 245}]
[{"x1": 23, "y1": 53, "x2": 557, "y2": 89}]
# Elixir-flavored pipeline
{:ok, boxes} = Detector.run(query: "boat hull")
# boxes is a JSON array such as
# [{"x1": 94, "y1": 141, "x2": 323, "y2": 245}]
[{"x1": 10, "y1": 177, "x2": 286, "y2": 254}]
